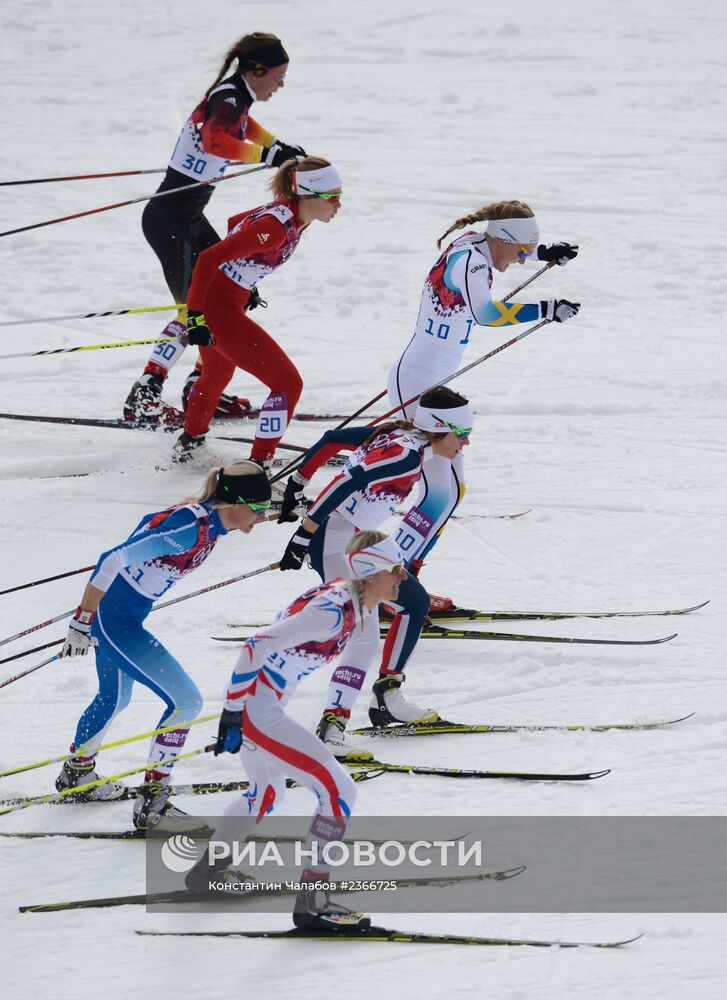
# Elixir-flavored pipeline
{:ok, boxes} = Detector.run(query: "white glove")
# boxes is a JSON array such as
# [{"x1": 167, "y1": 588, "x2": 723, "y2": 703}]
[
  {"x1": 61, "y1": 608, "x2": 97, "y2": 658},
  {"x1": 541, "y1": 299, "x2": 581, "y2": 323}
]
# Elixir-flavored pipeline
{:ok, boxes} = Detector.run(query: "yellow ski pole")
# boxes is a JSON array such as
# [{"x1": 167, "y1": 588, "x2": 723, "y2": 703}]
[
  {"x1": 0, "y1": 744, "x2": 216, "y2": 817},
  {"x1": 0, "y1": 304, "x2": 180, "y2": 328},
  {"x1": 0, "y1": 337, "x2": 177, "y2": 361},
  {"x1": 0, "y1": 715, "x2": 217, "y2": 780}
]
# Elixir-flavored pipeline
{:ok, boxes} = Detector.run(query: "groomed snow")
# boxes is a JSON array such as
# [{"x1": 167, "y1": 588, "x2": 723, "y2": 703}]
[{"x1": 1, "y1": 0, "x2": 725, "y2": 996}]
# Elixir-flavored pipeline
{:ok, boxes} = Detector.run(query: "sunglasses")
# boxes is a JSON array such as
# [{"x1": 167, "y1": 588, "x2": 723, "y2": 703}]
[
  {"x1": 238, "y1": 499, "x2": 272, "y2": 513},
  {"x1": 496, "y1": 227, "x2": 536, "y2": 260},
  {"x1": 311, "y1": 190, "x2": 342, "y2": 201},
  {"x1": 251, "y1": 64, "x2": 287, "y2": 83},
  {"x1": 441, "y1": 421, "x2": 472, "y2": 439}
]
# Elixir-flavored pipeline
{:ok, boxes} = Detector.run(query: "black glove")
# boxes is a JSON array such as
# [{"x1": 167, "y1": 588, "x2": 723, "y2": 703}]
[
  {"x1": 264, "y1": 140, "x2": 307, "y2": 168},
  {"x1": 277, "y1": 472, "x2": 309, "y2": 523},
  {"x1": 214, "y1": 709, "x2": 243, "y2": 756},
  {"x1": 541, "y1": 299, "x2": 581, "y2": 323},
  {"x1": 537, "y1": 242, "x2": 579, "y2": 266},
  {"x1": 246, "y1": 286, "x2": 268, "y2": 311},
  {"x1": 186, "y1": 310, "x2": 213, "y2": 346},
  {"x1": 280, "y1": 525, "x2": 314, "y2": 570}
]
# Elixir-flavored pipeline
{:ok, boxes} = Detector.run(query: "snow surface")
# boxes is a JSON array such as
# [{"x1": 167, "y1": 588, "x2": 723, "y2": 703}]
[{"x1": 2, "y1": 0, "x2": 726, "y2": 996}]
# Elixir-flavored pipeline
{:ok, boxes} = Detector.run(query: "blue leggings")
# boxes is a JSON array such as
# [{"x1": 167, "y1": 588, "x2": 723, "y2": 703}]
[{"x1": 72, "y1": 580, "x2": 203, "y2": 778}]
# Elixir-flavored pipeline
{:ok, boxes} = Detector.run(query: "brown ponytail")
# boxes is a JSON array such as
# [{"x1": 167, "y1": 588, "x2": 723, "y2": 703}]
[
  {"x1": 206, "y1": 32, "x2": 286, "y2": 96},
  {"x1": 363, "y1": 419, "x2": 413, "y2": 447},
  {"x1": 437, "y1": 200, "x2": 534, "y2": 249}
]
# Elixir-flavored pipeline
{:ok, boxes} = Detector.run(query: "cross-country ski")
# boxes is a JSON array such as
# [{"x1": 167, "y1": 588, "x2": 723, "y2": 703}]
[{"x1": 2, "y1": 6, "x2": 720, "y2": 997}]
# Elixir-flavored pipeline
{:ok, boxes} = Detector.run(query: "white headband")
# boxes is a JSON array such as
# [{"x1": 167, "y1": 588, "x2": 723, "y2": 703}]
[
  {"x1": 346, "y1": 535, "x2": 404, "y2": 580},
  {"x1": 413, "y1": 401, "x2": 474, "y2": 435},
  {"x1": 293, "y1": 164, "x2": 342, "y2": 196},
  {"x1": 486, "y1": 216, "x2": 540, "y2": 246}
]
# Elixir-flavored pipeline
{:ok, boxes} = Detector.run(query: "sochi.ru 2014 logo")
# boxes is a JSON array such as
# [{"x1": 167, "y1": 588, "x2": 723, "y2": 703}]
[{"x1": 160, "y1": 835, "x2": 203, "y2": 873}]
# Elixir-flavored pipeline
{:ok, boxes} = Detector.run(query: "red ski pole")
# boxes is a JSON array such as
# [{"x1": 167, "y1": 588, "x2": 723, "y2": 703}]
[
  {"x1": 0, "y1": 164, "x2": 267, "y2": 239},
  {"x1": 0, "y1": 168, "x2": 166, "y2": 187},
  {"x1": 270, "y1": 263, "x2": 556, "y2": 484}
]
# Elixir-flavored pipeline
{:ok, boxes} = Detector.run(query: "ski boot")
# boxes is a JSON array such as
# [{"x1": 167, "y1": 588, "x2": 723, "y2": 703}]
[
  {"x1": 171, "y1": 430, "x2": 206, "y2": 464},
  {"x1": 123, "y1": 373, "x2": 179, "y2": 426},
  {"x1": 293, "y1": 872, "x2": 371, "y2": 934},
  {"x1": 132, "y1": 780, "x2": 208, "y2": 833},
  {"x1": 316, "y1": 713, "x2": 373, "y2": 762},
  {"x1": 184, "y1": 852, "x2": 251, "y2": 893},
  {"x1": 55, "y1": 759, "x2": 126, "y2": 802},
  {"x1": 368, "y1": 674, "x2": 438, "y2": 727},
  {"x1": 182, "y1": 370, "x2": 252, "y2": 418},
  {"x1": 428, "y1": 594, "x2": 456, "y2": 615}
]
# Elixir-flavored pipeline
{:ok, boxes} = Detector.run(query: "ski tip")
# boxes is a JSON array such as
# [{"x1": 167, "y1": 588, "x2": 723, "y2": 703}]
[
  {"x1": 651, "y1": 632, "x2": 678, "y2": 644},
  {"x1": 683, "y1": 600, "x2": 710, "y2": 613},
  {"x1": 588, "y1": 769, "x2": 611, "y2": 780},
  {"x1": 497, "y1": 865, "x2": 527, "y2": 880},
  {"x1": 602, "y1": 931, "x2": 646, "y2": 947},
  {"x1": 670, "y1": 712, "x2": 696, "y2": 725}
]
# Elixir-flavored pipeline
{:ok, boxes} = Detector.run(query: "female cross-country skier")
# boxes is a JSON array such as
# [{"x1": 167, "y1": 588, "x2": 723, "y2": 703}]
[
  {"x1": 382, "y1": 200, "x2": 580, "y2": 611},
  {"x1": 123, "y1": 32, "x2": 306, "y2": 424},
  {"x1": 276, "y1": 386, "x2": 474, "y2": 758},
  {"x1": 185, "y1": 529, "x2": 407, "y2": 933},
  {"x1": 55, "y1": 461, "x2": 272, "y2": 832},
  {"x1": 172, "y1": 157, "x2": 343, "y2": 465}
]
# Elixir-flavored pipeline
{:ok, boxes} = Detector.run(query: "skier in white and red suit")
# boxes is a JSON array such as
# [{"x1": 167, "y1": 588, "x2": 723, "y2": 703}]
[
  {"x1": 277, "y1": 387, "x2": 474, "y2": 758},
  {"x1": 185, "y1": 530, "x2": 407, "y2": 934}
]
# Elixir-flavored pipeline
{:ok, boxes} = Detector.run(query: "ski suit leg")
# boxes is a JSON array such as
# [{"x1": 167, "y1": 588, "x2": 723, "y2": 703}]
[
  {"x1": 140, "y1": 203, "x2": 220, "y2": 378},
  {"x1": 184, "y1": 301, "x2": 303, "y2": 457},
  {"x1": 239, "y1": 693, "x2": 358, "y2": 818},
  {"x1": 207, "y1": 694, "x2": 356, "y2": 882},
  {"x1": 378, "y1": 571, "x2": 430, "y2": 675},
  {"x1": 74, "y1": 603, "x2": 203, "y2": 777},
  {"x1": 309, "y1": 515, "x2": 381, "y2": 721},
  {"x1": 71, "y1": 649, "x2": 135, "y2": 758},
  {"x1": 386, "y1": 345, "x2": 442, "y2": 420}
]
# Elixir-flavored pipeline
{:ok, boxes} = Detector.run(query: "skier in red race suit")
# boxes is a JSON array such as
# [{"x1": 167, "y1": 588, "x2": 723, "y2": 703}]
[{"x1": 172, "y1": 158, "x2": 343, "y2": 465}]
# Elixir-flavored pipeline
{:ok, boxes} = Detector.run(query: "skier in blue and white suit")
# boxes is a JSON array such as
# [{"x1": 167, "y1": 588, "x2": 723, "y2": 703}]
[{"x1": 55, "y1": 460, "x2": 272, "y2": 831}]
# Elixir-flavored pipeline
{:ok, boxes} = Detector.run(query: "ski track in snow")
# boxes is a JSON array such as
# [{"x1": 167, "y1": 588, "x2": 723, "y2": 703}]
[{"x1": 1, "y1": 0, "x2": 726, "y2": 996}]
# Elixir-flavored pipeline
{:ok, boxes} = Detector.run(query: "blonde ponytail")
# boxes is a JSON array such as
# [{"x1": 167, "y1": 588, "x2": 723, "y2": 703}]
[
  {"x1": 268, "y1": 156, "x2": 332, "y2": 200},
  {"x1": 182, "y1": 460, "x2": 265, "y2": 506},
  {"x1": 437, "y1": 200, "x2": 534, "y2": 249},
  {"x1": 346, "y1": 530, "x2": 389, "y2": 621}
]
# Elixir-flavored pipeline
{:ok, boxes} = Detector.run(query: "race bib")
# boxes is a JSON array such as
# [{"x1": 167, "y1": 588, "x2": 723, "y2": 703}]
[{"x1": 256, "y1": 393, "x2": 288, "y2": 439}]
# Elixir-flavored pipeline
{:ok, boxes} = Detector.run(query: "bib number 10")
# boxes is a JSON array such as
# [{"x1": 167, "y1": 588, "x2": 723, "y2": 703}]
[{"x1": 424, "y1": 317, "x2": 473, "y2": 345}]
